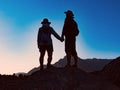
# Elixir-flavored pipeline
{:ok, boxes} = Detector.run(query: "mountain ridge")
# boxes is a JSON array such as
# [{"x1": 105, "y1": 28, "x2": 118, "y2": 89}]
[{"x1": 28, "y1": 56, "x2": 112, "y2": 75}]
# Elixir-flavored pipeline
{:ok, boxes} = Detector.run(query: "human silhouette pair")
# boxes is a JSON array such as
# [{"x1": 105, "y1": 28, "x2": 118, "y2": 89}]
[{"x1": 37, "y1": 10, "x2": 79, "y2": 70}]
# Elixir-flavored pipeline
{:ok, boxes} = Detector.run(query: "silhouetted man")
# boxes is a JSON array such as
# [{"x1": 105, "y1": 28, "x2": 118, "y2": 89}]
[
  {"x1": 61, "y1": 10, "x2": 79, "y2": 67},
  {"x1": 37, "y1": 18, "x2": 63, "y2": 70}
]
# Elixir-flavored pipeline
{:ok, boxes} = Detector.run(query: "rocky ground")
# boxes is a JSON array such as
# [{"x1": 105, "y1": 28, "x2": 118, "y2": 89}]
[{"x1": 0, "y1": 66, "x2": 119, "y2": 90}]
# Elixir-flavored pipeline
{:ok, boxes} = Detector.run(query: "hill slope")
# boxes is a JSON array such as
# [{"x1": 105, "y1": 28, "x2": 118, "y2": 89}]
[{"x1": 28, "y1": 56, "x2": 111, "y2": 75}]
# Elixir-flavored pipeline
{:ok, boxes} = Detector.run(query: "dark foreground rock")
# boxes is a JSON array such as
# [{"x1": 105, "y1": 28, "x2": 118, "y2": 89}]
[
  {"x1": 101, "y1": 57, "x2": 120, "y2": 87},
  {"x1": 0, "y1": 67, "x2": 119, "y2": 90}
]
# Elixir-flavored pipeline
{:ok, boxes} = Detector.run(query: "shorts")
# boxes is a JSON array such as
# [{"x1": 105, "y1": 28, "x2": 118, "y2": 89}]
[{"x1": 39, "y1": 44, "x2": 53, "y2": 53}]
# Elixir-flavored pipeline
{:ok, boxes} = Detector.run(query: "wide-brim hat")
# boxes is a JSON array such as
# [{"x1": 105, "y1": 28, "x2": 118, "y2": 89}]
[
  {"x1": 64, "y1": 10, "x2": 74, "y2": 16},
  {"x1": 41, "y1": 18, "x2": 51, "y2": 24}
]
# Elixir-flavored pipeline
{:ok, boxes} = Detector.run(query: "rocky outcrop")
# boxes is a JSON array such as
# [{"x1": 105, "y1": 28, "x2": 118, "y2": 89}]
[
  {"x1": 54, "y1": 56, "x2": 111, "y2": 72},
  {"x1": 101, "y1": 57, "x2": 120, "y2": 87},
  {"x1": 27, "y1": 57, "x2": 112, "y2": 75}
]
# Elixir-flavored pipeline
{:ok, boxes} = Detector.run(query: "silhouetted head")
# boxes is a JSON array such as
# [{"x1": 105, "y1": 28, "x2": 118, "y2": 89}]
[
  {"x1": 41, "y1": 18, "x2": 51, "y2": 25},
  {"x1": 64, "y1": 10, "x2": 74, "y2": 17}
]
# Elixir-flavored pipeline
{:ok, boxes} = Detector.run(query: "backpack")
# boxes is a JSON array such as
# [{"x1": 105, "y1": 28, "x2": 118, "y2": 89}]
[
  {"x1": 74, "y1": 26, "x2": 79, "y2": 36},
  {"x1": 64, "y1": 18, "x2": 79, "y2": 37},
  {"x1": 72, "y1": 20, "x2": 79, "y2": 36},
  {"x1": 39, "y1": 27, "x2": 51, "y2": 45}
]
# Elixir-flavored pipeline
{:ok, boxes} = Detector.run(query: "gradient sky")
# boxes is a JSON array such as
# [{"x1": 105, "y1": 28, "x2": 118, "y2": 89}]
[{"x1": 0, "y1": 0, "x2": 120, "y2": 74}]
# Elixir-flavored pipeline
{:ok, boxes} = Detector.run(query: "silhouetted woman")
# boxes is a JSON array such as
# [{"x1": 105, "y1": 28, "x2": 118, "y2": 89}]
[{"x1": 37, "y1": 18, "x2": 62, "y2": 70}]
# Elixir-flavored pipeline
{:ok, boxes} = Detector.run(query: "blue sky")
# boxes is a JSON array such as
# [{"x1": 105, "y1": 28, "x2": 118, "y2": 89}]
[{"x1": 0, "y1": 0, "x2": 120, "y2": 74}]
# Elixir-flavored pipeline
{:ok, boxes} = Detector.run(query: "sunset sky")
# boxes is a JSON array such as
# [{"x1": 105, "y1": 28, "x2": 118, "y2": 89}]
[{"x1": 0, "y1": 0, "x2": 120, "y2": 74}]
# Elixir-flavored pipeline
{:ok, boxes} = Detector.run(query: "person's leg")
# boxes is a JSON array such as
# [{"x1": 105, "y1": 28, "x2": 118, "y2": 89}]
[
  {"x1": 73, "y1": 55, "x2": 78, "y2": 67},
  {"x1": 65, "y1": 39, "x2": 71, "y2": 67},
  {"x1": 39, "y1": 51, "x2": 45, "y2": 70},
  {"x1": 66, "y1": 52, "x2": 71, "y2": 67},
  {"x1": 72, "y1": 51, "x2": 78, "y2": 67},
  {"x1": 71, "y1": 38, "x2": 78, "y2": 67},
  {"x1": 47, "y1": 51, "x2": 53, "y2": 68},
  {"x1": 46, "y1": 45, "x2": 53, "y2": 68}
]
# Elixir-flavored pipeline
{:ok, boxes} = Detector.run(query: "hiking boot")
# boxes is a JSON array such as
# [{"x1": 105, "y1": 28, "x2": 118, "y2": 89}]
[
  {"x1": 72, "y1": 64, "x2": 77, "y2": 68},
  {"x1": 47, "y1": 64, "x2": 54, "y2": 69},
  {"x1": 40, "y1": 65, "x2": 44, "y2": 71},
  {"x1": 64, "y1": 64, "x2": 71, "y2": 68}
]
